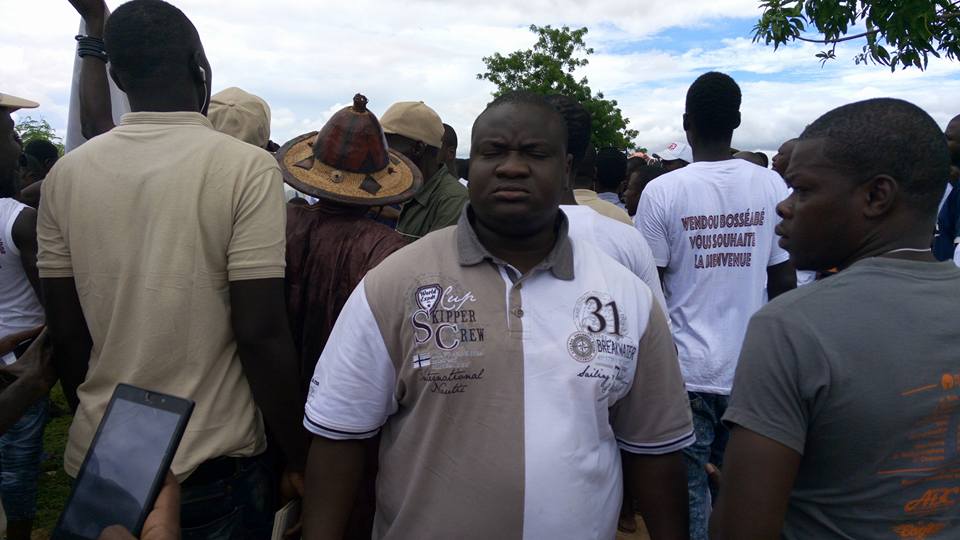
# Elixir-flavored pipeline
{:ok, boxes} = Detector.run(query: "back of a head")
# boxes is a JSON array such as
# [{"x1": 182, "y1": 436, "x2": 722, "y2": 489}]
[
  {"x1": 544, "y1": 94, "x2": 592, "y2": 167},
  {"x1": 104, "y1": 0, "x2": 201, "y2": 89},
  {"x1": 636, "y1": 164, "x2": 665, "y2": 185},
  {"x1": 442, "y1": 123, "x2": 458, "y2": 150},
  {"x1": 24, "y1": 139, "x2": 60, "y2": 164},
  {"x1": 800, "y1": 98, "x2": 950, "y2": 215},
  {"x1": 595, "y1": 147, "x2": 627, "y2": 191},
  {"x1": 733, "y1": 150, "x2": 767, "y2": 168},
  {"x1": 685, "y1": 71, "x2": 741, "y2": 141},
  {"x1": 573, "y1": 144, "x2": 597, "y2": 188}
]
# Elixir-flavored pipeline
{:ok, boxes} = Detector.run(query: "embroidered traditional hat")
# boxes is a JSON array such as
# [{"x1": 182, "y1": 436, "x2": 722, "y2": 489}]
[{"x1": 277, "y1": 94, "x2": 423, "y2": 205}]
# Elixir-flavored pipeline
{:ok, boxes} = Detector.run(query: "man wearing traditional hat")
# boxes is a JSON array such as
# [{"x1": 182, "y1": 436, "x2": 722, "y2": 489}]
[
  {"x1": 277, "y1": 93, "x2": 416, "y2": 395},
  {"x1": 382, "y1": 101, "x2": 468, "y2": 241},
  {"x1": 0, "y1": 91, "x2": 50, "y2": 540},
  {"x1": 276, "y1": 93, "x2": 416, "y2": 539}
]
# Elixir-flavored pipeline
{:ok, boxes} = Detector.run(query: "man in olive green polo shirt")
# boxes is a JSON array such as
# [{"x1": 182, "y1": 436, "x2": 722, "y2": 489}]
[{"x1": 382, "y1": 101, "x2": 468, "y2": 241}]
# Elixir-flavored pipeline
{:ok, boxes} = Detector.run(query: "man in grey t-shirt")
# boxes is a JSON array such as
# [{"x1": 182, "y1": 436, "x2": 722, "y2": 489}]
[{"x1": 710, "y1": 98, "x2": 960, "y2": 539}]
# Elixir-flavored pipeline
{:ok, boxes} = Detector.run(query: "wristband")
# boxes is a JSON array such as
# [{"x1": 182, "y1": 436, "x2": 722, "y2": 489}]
[{"x1": 75, "y1": 34, "x2": 108, "y2": 62}]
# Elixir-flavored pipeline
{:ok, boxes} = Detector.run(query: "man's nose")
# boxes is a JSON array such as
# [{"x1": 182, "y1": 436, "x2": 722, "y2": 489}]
[{"x1": 495, "y1": 151, "x2": 530, "y2": 178}]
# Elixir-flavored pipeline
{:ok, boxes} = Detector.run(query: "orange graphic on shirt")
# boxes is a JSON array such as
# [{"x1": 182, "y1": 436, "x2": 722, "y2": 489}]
[
  {"x1": 902, "y1": 373, "x2": 960, "y2": 396},
  {"x1": 904, "y1": 487, "x2": 960, "y2": 515},
  {"x1": 892, "y1": 521, "x2": 947, "y2": 540}
]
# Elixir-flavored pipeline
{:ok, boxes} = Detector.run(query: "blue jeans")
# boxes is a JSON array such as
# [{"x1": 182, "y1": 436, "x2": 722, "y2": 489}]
[
  {"x1": 0, "y1": 399, "x2": 48, "y2": 521},
  {"x1": 179, "y1": 454, "x2": 275, "y2": 540},
  {"x1": 683, "y1": 391, "x2": 729, "y2": 540}
]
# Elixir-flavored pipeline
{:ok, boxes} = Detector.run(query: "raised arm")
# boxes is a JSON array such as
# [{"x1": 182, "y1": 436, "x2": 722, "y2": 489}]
[{"x1": 68, "y1": 0, "x2": 116, "y2": 139}]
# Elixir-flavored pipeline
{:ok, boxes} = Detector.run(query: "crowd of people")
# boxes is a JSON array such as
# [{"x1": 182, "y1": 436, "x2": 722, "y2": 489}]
[{"x1": 1, "y1": 0, "x2": 959, "y2": 539}]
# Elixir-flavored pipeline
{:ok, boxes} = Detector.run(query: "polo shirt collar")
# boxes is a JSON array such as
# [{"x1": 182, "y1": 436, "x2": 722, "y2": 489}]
[
  {"x1": 412, "y1": 164, "x2": 453, "y2": 207},
  {"x1": 119, "y1": 111, "x2": 214, "y2": 128},
  {"x1": 573, "y1": 188, "x2": 598, "y2": 202},
  {"x1": 456, "y1": 204, "x2": 575, "y2": 280}
]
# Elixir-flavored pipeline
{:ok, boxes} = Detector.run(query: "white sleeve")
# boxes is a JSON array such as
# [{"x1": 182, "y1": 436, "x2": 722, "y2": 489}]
[
  {"x1": 622, "y1": 228, "x2": 668, "y2": 316},
  {"x1": 636, "y1": 184, "x2": 671, "y2": 267},
  {"x1": 303, "y1": 280, "x2": 397, "y2": 440},
  {"x1": 954, "y1": 242, "x2": 960, "y2": 268},
  {"x1": 768, "y1": 178, "x2": 791, "y2": 266}
]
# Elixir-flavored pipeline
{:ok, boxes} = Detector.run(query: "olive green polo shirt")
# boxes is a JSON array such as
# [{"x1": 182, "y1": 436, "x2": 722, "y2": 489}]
[{"x1": 396, "y1": 164, "x2": 468, "y2": 241}]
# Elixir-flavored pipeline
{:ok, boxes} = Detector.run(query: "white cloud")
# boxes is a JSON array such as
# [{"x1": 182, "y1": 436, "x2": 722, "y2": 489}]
[{"x1": 2, "y1": 0, "x2": 958, "y2": 156}]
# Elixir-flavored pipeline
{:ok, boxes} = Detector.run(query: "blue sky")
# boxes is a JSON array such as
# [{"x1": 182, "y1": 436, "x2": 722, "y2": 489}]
[{"x1": 2, "y1": 0, "x2": 958, "y2": 155}]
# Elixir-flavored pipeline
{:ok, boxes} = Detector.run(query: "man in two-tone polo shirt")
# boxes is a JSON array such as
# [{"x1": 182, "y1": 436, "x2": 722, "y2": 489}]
[{"x1": 302, "y1": 91, "x2": 693, "y2": 540}]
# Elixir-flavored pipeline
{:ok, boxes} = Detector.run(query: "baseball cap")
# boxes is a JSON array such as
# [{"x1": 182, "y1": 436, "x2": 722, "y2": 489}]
[
  {"x1": 380, "y1": 101, "x2": 444, "y2": 149},
  {"x1": 655, "y1": 141, "x2": 693, "y2": 163},
  {"x1": 208, "y1": 87, "x2": 271, "y2": 148},
  {"x1": 0, "y1": 92, "x2": 39, "y2": 112}
]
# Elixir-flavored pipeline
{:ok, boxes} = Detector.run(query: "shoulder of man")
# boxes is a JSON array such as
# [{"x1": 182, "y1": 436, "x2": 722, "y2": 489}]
[
  {"x1": 572, "y1": 237, "x2": 652, "y2": 302},
  {"x1": 435, "y1": 169, "x2": 469, "y2": 198},
  {"x1": 364, "y1": 225, "x2": 456, "y2": 286}
]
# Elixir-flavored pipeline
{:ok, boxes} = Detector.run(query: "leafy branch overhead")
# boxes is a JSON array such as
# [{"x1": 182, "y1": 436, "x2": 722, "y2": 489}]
[
  {"x1": 754, "y1": 0, "x2": 960, "y2": 70},
  {"x1": 15, "y1": 116, "x2": 65, "y2": 156},
  {"x1": 477, "y1": 24, "x2": 639, "y2": 149}
]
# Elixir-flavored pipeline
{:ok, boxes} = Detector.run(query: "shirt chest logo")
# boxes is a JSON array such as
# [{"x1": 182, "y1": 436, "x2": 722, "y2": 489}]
[
  {"x1": 408, "y1": 280, "x2": 486, "y2": 369},
  {"x1": 567, "y1": 292, "x2": 636, "y2": 363}
]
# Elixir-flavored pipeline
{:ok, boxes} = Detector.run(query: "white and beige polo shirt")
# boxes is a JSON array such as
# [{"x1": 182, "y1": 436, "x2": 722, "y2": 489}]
[{"x1": 305, "y1": 206, "x2": 694, "y2": 540}]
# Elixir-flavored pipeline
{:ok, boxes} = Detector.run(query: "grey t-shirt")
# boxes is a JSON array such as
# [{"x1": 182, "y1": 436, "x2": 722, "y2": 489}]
[{"x1": 725, "y1": 257, "x2": 960, "y2": 539}]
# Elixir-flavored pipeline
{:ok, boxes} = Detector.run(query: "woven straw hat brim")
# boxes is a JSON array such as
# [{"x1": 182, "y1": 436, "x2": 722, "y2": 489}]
[{"x1": 277, "y1": 131, "x2": 423, "y2": 206}]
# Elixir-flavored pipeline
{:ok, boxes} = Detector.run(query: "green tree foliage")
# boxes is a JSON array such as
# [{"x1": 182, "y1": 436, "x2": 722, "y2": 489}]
[
  {"x1": 754, "y1": 0, "x2": 960, "y2": 70},
  {"x1": 477, "y1": 24, "x2": 639, "y2": 149},
  {"x1": 15, "y1": 116, "x2": 65, "y2": 156}
]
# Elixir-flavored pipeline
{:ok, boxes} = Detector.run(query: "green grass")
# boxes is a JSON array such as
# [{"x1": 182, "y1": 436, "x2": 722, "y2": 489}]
[{"x1": 33, "y1": 383, "x2": 72, "y2": 539}]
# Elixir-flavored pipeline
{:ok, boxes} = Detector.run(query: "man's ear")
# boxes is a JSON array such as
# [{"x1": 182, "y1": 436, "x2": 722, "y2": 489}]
[
  {"x1": 413, "y1": 141, "x2": 427, "y2": 159},
  {"x1": 732, "y1": 111, "x2": 742, "y2": 130},
  {"x1": 861, "y1": 174, "x2": 898, "y2": 218},
  {"x1": 108, "y1": 66, "x2": 125, "y2": 92},
  {"x1": 682, "y1": 113, "x2": 690, "y2": 132},
  {"x1": 190, "y1": 51, "x2": 209, "y2": 114}
]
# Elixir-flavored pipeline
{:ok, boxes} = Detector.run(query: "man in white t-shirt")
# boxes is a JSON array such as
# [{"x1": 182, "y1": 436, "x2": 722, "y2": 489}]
[
  {"x1": 1, "y1": 92, "x2": 47, "y2": 540},
  {"x1": 636, "y1": 71, "x2": 796, "y2": 540}
]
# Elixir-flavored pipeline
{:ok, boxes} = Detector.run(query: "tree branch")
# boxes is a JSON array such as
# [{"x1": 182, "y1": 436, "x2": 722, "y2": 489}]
[{"x1": 796, "y1": 29, "x2": 880, "y2": 44}]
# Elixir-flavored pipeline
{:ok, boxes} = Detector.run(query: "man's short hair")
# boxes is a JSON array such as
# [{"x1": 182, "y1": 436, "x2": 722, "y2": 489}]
[
  {"x1": 442, "y1": 123, "x2": 457, "y2": 149},
  {"x1": 544, "y1": 94, "x2": 592, "y2": 167},
  {"x1": 596, "y1": 147, "x2": 627, "y2": 191},
  {"x1": 23, "y1": 139, "x2": 60, "y2": 163},
  {"x1": 800, "y1": 98, "x2": 950, "y2": 213},
  {"x1": 104, "y1": 0, "x2": 200, "y2": 84},
  {"x1": 573, "y1": 143, "x2": 597, "y2": 188},
  {"x1": 480, "y1": 91, "x2": 568, "y2": 153},
  {"x1": 686, "y1": 72, "x2": 741, "y2": 140}
]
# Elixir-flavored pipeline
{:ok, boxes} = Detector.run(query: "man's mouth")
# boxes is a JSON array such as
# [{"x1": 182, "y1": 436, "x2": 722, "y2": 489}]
[{"x1": 491, "y1": 184, "x2": 530, "y2": 201}]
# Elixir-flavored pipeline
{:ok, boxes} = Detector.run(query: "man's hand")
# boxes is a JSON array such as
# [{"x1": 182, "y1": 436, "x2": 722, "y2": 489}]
[
  {"x1": 67, "y1": 0, "x2": 107, "y2": 27},
  {"x1": 281, "y1": 468, "x2": 305, "y2": 501},
  {"x1": 0, "y1": 328, "x2": 56, "y2": 392},
  {"x1": 280, "y1": 469, "x2": 305, "y2": 539},
  {"x1": 0, "y1": 325, "x2": 44, "y2": 357},
  {"x1": 98, "y1": 472, "x2": 181, "y2": 540}
]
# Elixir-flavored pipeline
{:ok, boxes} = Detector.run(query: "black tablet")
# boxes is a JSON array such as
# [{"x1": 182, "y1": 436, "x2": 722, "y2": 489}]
[{"x1": 53, "y1": 383, "x2": 194, "y2": 539}]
